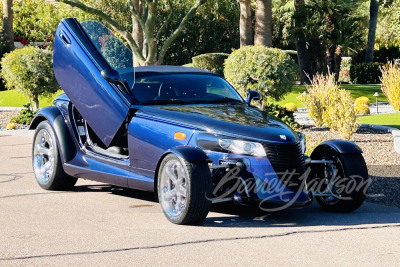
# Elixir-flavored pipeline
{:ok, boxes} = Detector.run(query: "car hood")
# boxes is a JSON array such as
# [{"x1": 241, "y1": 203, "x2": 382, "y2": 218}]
[{"x1": 133, "y1": 104, "x2": 298, "y2": 143}]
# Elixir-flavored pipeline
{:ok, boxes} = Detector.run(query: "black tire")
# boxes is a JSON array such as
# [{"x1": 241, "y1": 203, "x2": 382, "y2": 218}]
[
  {"x1": 157, "y1": 154, "x2": 212, "y2": 225},
  {"x1": 32, "y1": 121, "x2": 78, "y2": 190},
  {"x1": 313, "y1": 152, "x2": 369, "y2": 212}
]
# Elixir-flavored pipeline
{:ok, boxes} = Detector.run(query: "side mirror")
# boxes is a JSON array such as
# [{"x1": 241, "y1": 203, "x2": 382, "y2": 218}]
[
  {"x1": 101, "y1": 68, "x2": 121, "y2": 83},
  {"x1": 101, "y1": 68, "x2": 130, "y2": 95},
  {"x1": 246, "y1": 91, "x2": 262, "y2": 105}
]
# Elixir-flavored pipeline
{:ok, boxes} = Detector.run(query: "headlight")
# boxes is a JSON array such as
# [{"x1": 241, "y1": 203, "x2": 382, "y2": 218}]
[
  {"x1": 297, "y1": 132, "x2": 306, "y2": 154},
  {"x1": 218, "y1": 139, "x2": 266, "y2": 157},
  {"x1": 196, "y1": 134, "x2": 266, "y2": 157}
]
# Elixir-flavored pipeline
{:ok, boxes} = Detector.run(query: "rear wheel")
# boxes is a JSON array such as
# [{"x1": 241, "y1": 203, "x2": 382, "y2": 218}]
[
  {"x1": 32, "y1": 121, "x2": 77, "y2": 190},
  {"x1": 158, "y1": 154, "x2": 212, "y2": 225},
  {"x1": 311, "y1": 151, "x2": 369, "y2": 212}
]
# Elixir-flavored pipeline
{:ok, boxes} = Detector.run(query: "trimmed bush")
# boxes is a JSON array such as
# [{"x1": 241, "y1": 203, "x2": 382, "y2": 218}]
[
  {"x1": 283, "y1": 102, "x2": 298, "y2": 112},
  {"x1": 354, "y1": 96, "x2": 371, "y2": 107},
  {"x1": 298, "y1": 73, "x2": 358, "y2": 140},
  {"x1": 380, "y1": 63, "x2": 400, "y2": 111},
  {"x1": 355, "y1": 104, "x2": 370, "y2": 115},
  {"x1": 192, "y1": 53, "x2": 229, "y2": 76},
  {"x1": 349, "y1": 62, "x2": 385, "y2": 84},
  {"x1": 264, "y1": 103, "x2": 299, "y2": 130},
  {"x1": 0, "y1": 46, "x2": 58, "y2": 110},
  {"x1": 224, "y1": 46, "x2": 297, "y2": 103}
]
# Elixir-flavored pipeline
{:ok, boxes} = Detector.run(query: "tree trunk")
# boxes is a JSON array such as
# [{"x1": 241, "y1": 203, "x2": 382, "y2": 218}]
[
  {"x1": 326, "y1": 44, "x2": 335, "y2": 74},
  {"x1": 334, "y1": 45, "x2": 342, "y2": 82},
  {"x1": 131, "y1": 0, "x2": 143, "y2": 66},
  {"x1": 254, "y1": 0, "x2": 272, "y2": 47},
  {"x1": 32, "y1": 94, "x2": 39, "y2": 111},
  {"x1": 239, "y1": 0, "x2": 253, "y2": 47},
  {"x1": 2, "y1": 0, "x2": 14, "y2": 52},
  {"x1": 365, "y1": 0, "x2": 379, "y2": 63},
  {"x1": 294, "y1": 0, "x2": 312, "y2": 84},
  {"x1": 311, "y1": 38, "x2": 323, "y2": 74}
]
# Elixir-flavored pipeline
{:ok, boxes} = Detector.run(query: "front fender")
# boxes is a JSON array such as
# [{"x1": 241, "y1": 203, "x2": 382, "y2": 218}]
[
  {"x1": 29, "y1": 106, "x2": 76, "y2": 163},
  {"x1": 153, "y1": 146, "x2": 209, "y2": 194},
  {"x1": 166, "y1": 146, "x2": 209, "y2": 163},
  {"x1": 311, "y1": 139, "x2": 363, "y2": 159}
]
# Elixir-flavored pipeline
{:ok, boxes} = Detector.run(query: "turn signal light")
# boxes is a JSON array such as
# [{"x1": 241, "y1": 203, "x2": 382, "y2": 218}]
[{"x1": 174, "y1": 132, "x2": 186, "y2": 140}]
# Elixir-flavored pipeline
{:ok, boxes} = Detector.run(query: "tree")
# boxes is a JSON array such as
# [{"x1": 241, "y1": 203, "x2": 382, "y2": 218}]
[
  {"x1": 365, "y1": 0, "x2": 379, "y2": 63},
  {"x1": 56, "y1": 0, "x2": 207, "y2": 66},
  {"x1": 238, "y1": 0, "x2": 252, "y2": 46},
  {"x1": 0, "y1": 47, "x2": 59, "y2": 110},
  {"x1": 293, "y1": 0, "x2": 312, "y2": 84},
  {"x1": 254, "y1": 0, "x2": 273, "y2": 47},
  {"x1": 2, "y1": 0, "x2": 14, "y2": 52}
]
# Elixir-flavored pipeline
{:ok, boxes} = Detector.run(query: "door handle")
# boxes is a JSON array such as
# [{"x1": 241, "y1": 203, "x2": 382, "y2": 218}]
[{"x1": 59, "y1": 30, "x2": 71, "y2": 44}]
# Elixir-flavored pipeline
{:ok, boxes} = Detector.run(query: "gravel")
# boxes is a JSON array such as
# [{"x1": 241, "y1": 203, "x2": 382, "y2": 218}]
[{"x1": 302, "y1": 126, "x2": 400, "y2": 208}]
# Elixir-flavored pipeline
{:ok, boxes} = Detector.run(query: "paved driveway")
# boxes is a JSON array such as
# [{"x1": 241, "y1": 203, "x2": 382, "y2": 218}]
[{"x1": 1, "y1": 131, "x2": 400, "y2": 266}]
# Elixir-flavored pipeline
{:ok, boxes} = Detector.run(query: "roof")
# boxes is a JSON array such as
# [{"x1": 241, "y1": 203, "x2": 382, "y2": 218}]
[{"x1": 134, "y1": 65, "x2": 215, "y2": 75}]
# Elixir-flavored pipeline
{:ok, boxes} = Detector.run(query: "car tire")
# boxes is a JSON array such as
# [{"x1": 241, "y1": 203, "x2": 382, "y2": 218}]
[
  {"x1": 313, "y1": 152, "x2": 369, "y2": 212},
  {"x1": 157, "y1": 154, "x2": 212, "y2": 225},
  {"x1": 32, "y1": 121, "x2": 78, "y2": 190}
]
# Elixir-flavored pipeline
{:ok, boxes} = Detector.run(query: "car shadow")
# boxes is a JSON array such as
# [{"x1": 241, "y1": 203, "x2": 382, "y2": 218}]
[{"x1": 72, "y1": 184, "x2": 400, "y2": 228}]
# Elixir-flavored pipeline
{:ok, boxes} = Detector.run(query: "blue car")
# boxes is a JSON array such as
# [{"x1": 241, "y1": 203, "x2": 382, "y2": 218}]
[{"x1": 30, "y1": 19, "x2": 369, "y2": 225}]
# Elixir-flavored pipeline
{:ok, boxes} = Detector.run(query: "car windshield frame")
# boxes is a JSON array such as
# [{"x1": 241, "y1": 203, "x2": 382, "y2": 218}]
[{"x1": 132, "y1": 73, "x2": 245, "y2": 105}]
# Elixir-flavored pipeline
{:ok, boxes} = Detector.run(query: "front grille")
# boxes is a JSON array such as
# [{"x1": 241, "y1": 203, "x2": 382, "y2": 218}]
[{"x1": 262, "y1": 142, "x2": 306, "y2": 191}]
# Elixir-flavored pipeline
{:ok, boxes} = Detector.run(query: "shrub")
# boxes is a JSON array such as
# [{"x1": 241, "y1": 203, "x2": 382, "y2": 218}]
[
  {"x1": 354, "y1": 104, "x2": 370, "y2": 115},
  {"x1": 380, "y1": 63, "x2": 400, "y2": 111},
  {"x1": 298, "y1": 73, "x2": 358, "y2": 140},
  {"x1": 0, "y1": 46, "x2": 58, "y2": 110},
  {"x1": 224, "y1": 46, "x2": 297, "y2": 103},
  {"x1": 353, "y1": 46, "x2": 400, "y2": 64},
  {"x1": 192, "y1": 53, "x2": 229, "y2": 76},
  {"x1": 355, "y1": 96, "x2": 371, "y2": 107},
  {"x1": 263, "y1": 103, "x2": 299, "y2": 130},
  {"x1": 349, "y1": 62, "x2": 385, "y2": 84},
  {"x1": 283, "y1": 103, "x2": 298, "y2": 112},
  {"x1": 9, "y1": 103, "x2": 37, "y2": 125}
]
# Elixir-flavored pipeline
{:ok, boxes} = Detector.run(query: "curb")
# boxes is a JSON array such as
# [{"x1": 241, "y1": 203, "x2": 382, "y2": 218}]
[{"x1": 360, "y1": 124, "x2": 400, "y2": 155}]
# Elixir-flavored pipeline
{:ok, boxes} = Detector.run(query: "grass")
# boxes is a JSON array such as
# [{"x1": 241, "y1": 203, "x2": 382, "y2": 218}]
[
  {"x1": 358, "y1": 113, "x2": 400, "y2": 130},
  {"x1": 0, "y1": 90, "x2": 63, "y2": 108},
  {"x1": 273, "y1": 84, "x2": 386, "y2": 108},
  {"x1": 0, "y1": 84, "x2": 387, "y2": 108}
]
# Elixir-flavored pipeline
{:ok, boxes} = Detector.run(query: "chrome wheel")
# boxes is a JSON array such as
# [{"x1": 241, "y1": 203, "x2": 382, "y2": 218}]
[
  {"x1": 160, "y1": 159, "x2": 188, "y2": 217},
  {"x1": 33, "y1": 129, "x2": 55, "y2": 185}
]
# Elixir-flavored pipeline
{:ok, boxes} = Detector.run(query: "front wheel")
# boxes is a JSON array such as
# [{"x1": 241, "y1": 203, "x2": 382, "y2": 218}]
[
  {"x1": 157, "y1": 154, "x2": 212, "y2": 225},
  {"x1": 32, "y1": 121, "x2": 78, "y2": 190},
  {"x1": 311, "y1": 152, "x2": 369, "y2": 212}
]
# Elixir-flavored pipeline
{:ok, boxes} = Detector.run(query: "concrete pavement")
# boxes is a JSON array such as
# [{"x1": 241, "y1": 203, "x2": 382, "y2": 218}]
[{"x1": 1, "y1": 131, "x2": 400, "y2": 266}]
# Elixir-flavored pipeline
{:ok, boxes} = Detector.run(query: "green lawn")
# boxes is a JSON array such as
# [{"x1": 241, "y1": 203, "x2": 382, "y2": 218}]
[
  {"x1": 0, "y1": 90, "x2": 63, "y2": 108},
  {"x1": 0, "y1": 84, "x2": 387, "y2": 108},
  {"x1": 359, "y1": 113, "x2": 400, "y2": 130},
  {"x1": 273, "y1": 84, "x2": 386, "y2": 108}
]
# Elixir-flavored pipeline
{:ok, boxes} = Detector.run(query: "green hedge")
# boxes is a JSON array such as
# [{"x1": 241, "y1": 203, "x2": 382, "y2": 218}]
[
  {"x1": 349, "y1": 62, "x2": 385, "y2": 84},
  {"x1": 192, "y1": 53, "x2": 229, "y2": 76},
  {"x1": 353, "y1": 46, "x2": 400, "y2": 64},
  {"x1": 224, "y1": 46, "x2": 297, "y2": 102}
]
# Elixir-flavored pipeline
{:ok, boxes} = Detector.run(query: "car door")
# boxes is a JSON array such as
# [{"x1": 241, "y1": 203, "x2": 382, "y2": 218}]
[{"x1": 53, "y1": 18, "x2": 134, "y2": 147}]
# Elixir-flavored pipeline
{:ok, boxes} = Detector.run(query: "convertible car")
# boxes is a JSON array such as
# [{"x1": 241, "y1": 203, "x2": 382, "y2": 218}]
[{"x1": 30, "y1": 18, "x2": 369, "y2": 225}]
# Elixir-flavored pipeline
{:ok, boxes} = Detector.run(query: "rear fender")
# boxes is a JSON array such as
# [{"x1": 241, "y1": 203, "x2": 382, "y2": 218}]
[{"x1": 30, "y1": 106, "x2": 76, "y2": 163}]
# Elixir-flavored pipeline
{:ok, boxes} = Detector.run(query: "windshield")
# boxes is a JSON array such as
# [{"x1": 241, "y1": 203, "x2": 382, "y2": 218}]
[{"x1": 132, "y1": 74, "x2": 244, "y2": 105}]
